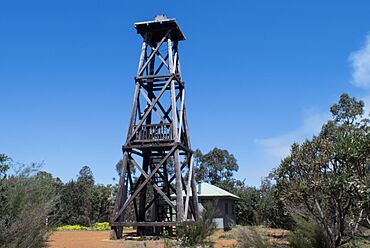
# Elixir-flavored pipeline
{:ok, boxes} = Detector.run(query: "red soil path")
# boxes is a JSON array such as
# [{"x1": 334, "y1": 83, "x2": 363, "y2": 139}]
[
  {"x1": 47, "y1": 228, "x2": 288, "y2": 248},
  {"x1": 47, "y1": 230, "x2": 237, "y2": 248},
  {"x1": 47, "y1": 231, "x2": 164, "y2": 248}
]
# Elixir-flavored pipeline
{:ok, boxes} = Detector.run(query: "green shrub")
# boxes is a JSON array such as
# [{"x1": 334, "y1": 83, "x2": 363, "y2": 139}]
[
  {"x1": 163, "y1": 231, "x2": 177, "y2": 248},
  {"x1": 176, "y1": 221, "x2": 215, "y2": 247},
  {"x1": 55, "y1": 222, "x2": 111, "y2": 231},
  {"x1": 236, "y1": 226, "x2": 272, "y2": 248},
  {"x1": 55, "y1": 225, "x2": 89, "y2": 231},
  {"x1": 287, "y1": 217, "x2": 329, "y2": 248},
  {"x1": 0, "y1": 163, "x2": 59, "y2": 248},
  {"x1": 338, "y1": 236, "x2": 370, "y2": 248},
  {"x1": 93, "y1": 222, "x2": 110, "y2": 231},
  {"x1": 176, "y1": 203, "x2": 218, "y2": 247}
]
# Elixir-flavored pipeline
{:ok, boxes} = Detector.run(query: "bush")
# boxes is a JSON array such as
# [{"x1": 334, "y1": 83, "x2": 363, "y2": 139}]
[
  {"x1": 163, "y1": 231, "x2": 177, "y2": 248},
  {"x1": 93, "y1": 222, "x2": 110, "y2": 231},
  {"x1": 287, "y1": 217, "x2": 329, "y2": 248},
  {"x1": 55, "y1": 225, "x2": 89, "y2": 231},
  {"x1": 176, "y1": 203, "x2": 217, "y2": 247},
  {"x1": 176, "y1": 221, "x2": 214, "y2": 247},
  {"x1": 0, "y1": 163, "x2": 58, "y2": 248},
  {"x1": 55, "y1": 222, "x2": 111, "y2": 231},
  {"x1": 236, "y1": 226, "x2": 272, "y2": 248}
]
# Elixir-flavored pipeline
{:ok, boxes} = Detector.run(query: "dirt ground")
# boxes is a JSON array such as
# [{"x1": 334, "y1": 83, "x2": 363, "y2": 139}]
[
  {"x1": 47, "y1": 231, "x2": 236, "y2": 248},
  {"x1": 47, "y1": 227, "x2": 289, "y2": 248},
  {"x1": 48, "y1": 230, "x2": 166, "y2": 248}
]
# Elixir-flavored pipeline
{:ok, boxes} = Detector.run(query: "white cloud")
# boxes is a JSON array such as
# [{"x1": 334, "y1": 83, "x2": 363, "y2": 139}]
[
  {"x1": 362, "y1": 95, "x2": 370, "y2": 116},
  {"x1": 254, "y1": 33, "x2": 370, "y2": 165},
  {"x1": 255, "y1": 110, "x2": 330, "y2": 159},
  {"x1": 349, "y1": 34, "x2": 370, "y2": 88}
]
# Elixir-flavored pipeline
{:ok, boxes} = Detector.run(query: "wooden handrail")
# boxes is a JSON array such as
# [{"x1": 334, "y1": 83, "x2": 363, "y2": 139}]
[{"x1": 132, "y1": 123, "x2": 173, "y2": 142}]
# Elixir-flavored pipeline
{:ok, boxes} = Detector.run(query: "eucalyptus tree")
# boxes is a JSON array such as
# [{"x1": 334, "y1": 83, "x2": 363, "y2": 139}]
[{"x1": 275, "y1": 94, "x2": 369, "y2": 247}]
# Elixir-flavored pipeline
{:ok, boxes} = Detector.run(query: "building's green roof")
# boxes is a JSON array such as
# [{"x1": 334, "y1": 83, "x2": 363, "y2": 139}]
[
  {"x1": 171, "y1": 182, "x2": 240, "y2": 200},
  {"x1": 197, "y1": 182, "x2": 240, "y2": 199}
]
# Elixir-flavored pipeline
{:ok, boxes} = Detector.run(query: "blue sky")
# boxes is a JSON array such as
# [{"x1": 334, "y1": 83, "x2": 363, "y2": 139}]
[{"x1": 1, "y1": 1, "x2": 369, "y2": 186}]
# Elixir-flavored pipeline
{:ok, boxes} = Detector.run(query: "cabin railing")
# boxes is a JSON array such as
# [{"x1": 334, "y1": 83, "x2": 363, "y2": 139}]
[{"x1": 132, "y1": 123, "x2": 173, "y2": 142}]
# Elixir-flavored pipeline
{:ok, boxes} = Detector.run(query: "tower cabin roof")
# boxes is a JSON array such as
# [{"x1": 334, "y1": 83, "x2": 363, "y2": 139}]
[{"x1": 134, "y1": 15, "x2": 186, "y2": 44}]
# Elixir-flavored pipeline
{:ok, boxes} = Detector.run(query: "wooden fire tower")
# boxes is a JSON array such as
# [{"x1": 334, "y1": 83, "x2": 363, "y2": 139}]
[{"x1": 110, "y1": 16, "x2": 199, "y2": 238}]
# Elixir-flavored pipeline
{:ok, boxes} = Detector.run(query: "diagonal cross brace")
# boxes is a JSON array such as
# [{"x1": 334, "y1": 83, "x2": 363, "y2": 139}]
[
  {"x1": 168, "y1": 151, "x2": 191, "y2": 184},
  {"x1": 138, "y1": 32, "x2": 169, "y2": 76},
  {"x1": 163, "y1": 91, "x2": 181, "y2": 120},
  {"x1": 112, "y1": 145, "x2": 178, "y2": 222},
  {"x1": 155, "y1": 54, "x2": 169, "y2": 75},
  {"x1": 139, "y1": 88, "x2": 166, "y2": 123},
  {"x1": 129, "y1": 158, "x2": 176, "y2": 210},
  {"x1": 156, "y1": 170, "x2": 177, "y2": 193},
  {"x1": 138, "y1": 81, "x2": 172, "y2": 123},
  {"x1": 126, "y1": 76, "x2": 173, "y2": 144},
  {"x1": 154, "y1": 49, "x2": 168, "y2": 69}
]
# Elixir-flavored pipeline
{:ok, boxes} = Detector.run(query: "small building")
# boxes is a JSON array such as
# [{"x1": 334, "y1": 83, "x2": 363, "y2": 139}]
[
  {"x1": 172, "y1": 182, "x2": 240, "y2": 230},
  {"x1": 196, "y1": 182, "x2": 239, "y2": 230}
]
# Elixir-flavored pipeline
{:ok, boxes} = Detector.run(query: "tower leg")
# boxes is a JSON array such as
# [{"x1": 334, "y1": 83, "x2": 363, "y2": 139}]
[
  {"x1": 174, "y1": 149, "x2": 184, "y2": 221},
  {"x1": 191, "y1": 169, "x2": 200, "y2": 220},
  {"x1": 137, "y1": 151, "x2": 150, "y2": 235},
  {"x1": 110, "y1": 152, "x2": 129, "y2": 239}
]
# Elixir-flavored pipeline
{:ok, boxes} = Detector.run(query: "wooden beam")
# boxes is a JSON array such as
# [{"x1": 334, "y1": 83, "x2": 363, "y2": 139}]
[
  {"x1": 124, "y1": 142, "x2": 175, "y2": 150},
  {"x1": 184, "y1": 154, "x2": 194, "y2": 220},
  {"x1": 129, "y1": 158, "x2": 176, "y2": 210},
  {"x1": 111, "y1": 222, "x2": 176, "y2": 227},
  {"x1": 156, "y1": 170, "x2": 176, "y2": 193},
  {"x1": 137, "y1": 42, "x2": 147, "y2": 75},
  {"x1": 127, "y1": 83, "x2": 141, "y2": 140},
  {"x1": 138, "y1": 33, "x2": 169, "y2": 76},
  {"x1": 144, "y1": 198, "x2": 156, "y2": 212},
  {"x1": 138, "y1": 151, "x2": 150, "y2": 223},
  {"x1": 129, "y1": 148, "x2": 143, "y2": 157},
  {"x1": 175, "y1": 42, "x2": 182, "y2": 79},
  {"x1": 169, "y1": 157, "x2": 190, "y2": 184},
  {"x1": 112, "y1": 145, "x2": 178, "y2": 222},
  {"x1": 126, "y1": 76, "x2": 174, "y2": 144},
  {"x1": 127, "y1": 163, "x2": 139, "y2": 220},
  {"x1": 142, "y1": 84, "x2": 173, "y2": 124},
  {"x1": 181, "y1": 105, "x2": 200, "y2": 220},
  {"x1": 139, "y1": 88, "x2": 166, "y2": 123},
  {"x1": 168, "y1": 36, "x2": 184, "y2": 221},
  {"x1": 182, "y1": 106, "x2": 191, "y2": 150},
  {"x1": 177, "y1": 142, "x2": 194, "y2": 154},
  {"x1": 111, "y1": 152, "x2": 129, "y2": 221},
  {"x1": 155, "y1": 54, "x2": 169, "y2": 75},
  {"x1": 136, "y1": 74, "x2": 172, "y2": 80},
  {"x1": 155, "y1": 99, "x2": 172, "y2": 123},
  {"x1": 154, "y1": 49, "x2": 168, "y2": 69},
  {"x1": 178, "y1": 88, "x2": 185, "y2": 140},
  {"x1": 173, "y1": 51, "x2": 178, "y2": 72},
  {"x1": 163, "y1": 92, "x2": 181, "y2": 122}
]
